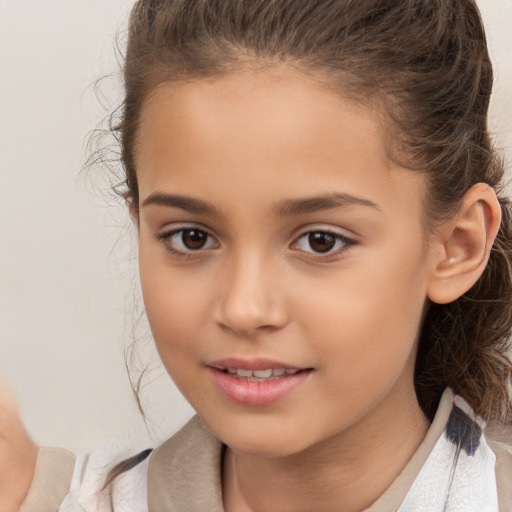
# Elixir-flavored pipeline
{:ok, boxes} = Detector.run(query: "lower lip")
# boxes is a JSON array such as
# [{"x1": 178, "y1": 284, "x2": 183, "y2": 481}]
[{"x1": 208, "y1": 368, "x2": 311, "y2": 406}]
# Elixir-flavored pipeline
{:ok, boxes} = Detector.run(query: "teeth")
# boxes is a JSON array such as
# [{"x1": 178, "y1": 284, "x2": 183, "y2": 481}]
[
  {"x1": 253, "y1": 369, "x2": 273, "y2": 378},
  {"x1": 227, "y1": 368, "x2": 301, "y2": 380}
]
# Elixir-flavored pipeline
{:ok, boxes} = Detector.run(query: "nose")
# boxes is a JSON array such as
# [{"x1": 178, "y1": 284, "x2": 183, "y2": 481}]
[{"x1": 214, "y1": 253, "x2": 289, "y2": 337}]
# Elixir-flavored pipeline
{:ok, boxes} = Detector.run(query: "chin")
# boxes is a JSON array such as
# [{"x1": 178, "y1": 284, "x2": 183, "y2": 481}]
[{"x1": 210, "y1": 419, "x2": 317, "y2": 458}]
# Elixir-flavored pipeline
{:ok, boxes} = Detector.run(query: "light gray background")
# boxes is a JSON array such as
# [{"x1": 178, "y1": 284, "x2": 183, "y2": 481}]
[{"x1": 1, "y1": 1, "x2": 511, "y2": 454}]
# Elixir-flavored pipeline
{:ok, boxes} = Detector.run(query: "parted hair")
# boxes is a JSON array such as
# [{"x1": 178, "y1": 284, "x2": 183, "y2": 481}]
[{"x1": 111, "y1": 0, "x2": 512, "y2": 424}]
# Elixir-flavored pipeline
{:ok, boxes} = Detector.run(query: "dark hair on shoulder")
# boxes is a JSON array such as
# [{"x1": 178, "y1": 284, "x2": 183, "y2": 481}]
[{"x1": 112, "y1": 0, "x2": 512, "y2": 423}]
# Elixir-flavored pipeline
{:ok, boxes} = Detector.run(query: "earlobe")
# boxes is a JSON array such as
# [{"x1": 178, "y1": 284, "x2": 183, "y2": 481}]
[{"x1": 427, "y1": 183, "x2": 502, "y2": 305}]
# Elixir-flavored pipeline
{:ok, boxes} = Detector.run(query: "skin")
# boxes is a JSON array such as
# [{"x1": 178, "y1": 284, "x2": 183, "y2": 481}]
[
  {"x1": 0, "y1": 66, "x2": 501, "y2": 510},
  {"x1": 135, "y1": 66, "x2": 435, "y2": 511},
  {"x1": 0, "y1": 381, "x2": 38, "y2": 512}
]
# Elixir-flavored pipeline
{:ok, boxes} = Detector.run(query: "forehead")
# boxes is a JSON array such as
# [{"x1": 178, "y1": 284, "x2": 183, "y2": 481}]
[
  {"x1": 137, "y1": 66, "x2": 386, "y2": 166},
  {"x1": 135, "y1": 66, "x2": 425, "y2": 219}
]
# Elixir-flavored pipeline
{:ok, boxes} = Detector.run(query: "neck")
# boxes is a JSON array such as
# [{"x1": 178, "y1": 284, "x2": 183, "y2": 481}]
[{"x1": 223, "y1": 383, "x2": 429, "y2": 512}]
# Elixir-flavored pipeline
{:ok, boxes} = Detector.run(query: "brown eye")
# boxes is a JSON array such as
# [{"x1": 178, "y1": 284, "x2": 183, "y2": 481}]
[
  {"x1": 293, "y1": 230, "x2": 354, "y2": 256},
  {"x1": 308, "y1": 232, "x2": 336, "y2": 253},
  {"x1": 182, "y1": 229, "x2": 207, "y2": 250},
  {"x1": 158, "y1": 226, "x2": 218, "y2": 255}
]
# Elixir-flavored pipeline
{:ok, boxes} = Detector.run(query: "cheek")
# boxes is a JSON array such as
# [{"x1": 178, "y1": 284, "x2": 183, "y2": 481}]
[
  {"x1": 138, "y1": 246, "x2": 206, "y2": 361},
  {"x1": 297, "y1": 240, "x2": 429, "y2": 380},
  {"x1": 139, "y1": 260, "x2": 211, "y2": 404}
]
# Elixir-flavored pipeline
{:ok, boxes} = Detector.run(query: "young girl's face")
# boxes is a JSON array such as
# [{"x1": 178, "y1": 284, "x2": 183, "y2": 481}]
[{"x1": 135, "y1": 66, "x2": 436, "y2": 457}]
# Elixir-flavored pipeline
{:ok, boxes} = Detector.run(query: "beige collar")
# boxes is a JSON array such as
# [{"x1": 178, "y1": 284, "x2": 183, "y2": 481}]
[
  {"x1": 148, "y1": 415, "x2": 225, "y2": 511},
  {"x1": 363, "y1": 388, "x2": 454, "y2": 510},
  {"x1": 147, "y1": 390, "x2": 454, "y2": 511}
]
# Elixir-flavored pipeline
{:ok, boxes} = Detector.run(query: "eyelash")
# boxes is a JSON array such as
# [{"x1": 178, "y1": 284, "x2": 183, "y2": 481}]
[
  {"x1": 156, "y1": 226, "x2": 356, "y2": 261},
  {"x1": 291, "y1": 230, "x2": 356, "y2": 260},
  {"x1": 156, "y1": 226, "x2": 218, "y2": 260}
]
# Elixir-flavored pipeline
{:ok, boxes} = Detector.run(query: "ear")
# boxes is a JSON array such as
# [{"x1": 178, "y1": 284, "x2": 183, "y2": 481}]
[{"x1": 427, "y1": 183, "x2": 502, "y2": 305}]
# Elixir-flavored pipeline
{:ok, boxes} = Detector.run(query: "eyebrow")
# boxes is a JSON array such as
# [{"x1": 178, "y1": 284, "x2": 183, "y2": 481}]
[
  {"x1": 274, "y1": 193, "x2": 379, "y2": 217},
  {"x1": 141, "y1": 191, "x2": 379, "y2": 216},
  {"x1": 141, "y1": 192, "x2": 218, "y2": 215}
]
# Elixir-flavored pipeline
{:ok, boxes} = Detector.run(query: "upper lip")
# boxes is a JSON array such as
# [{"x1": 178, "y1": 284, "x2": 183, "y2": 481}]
[{"x1": 208, "y1": 358, "x2": 307, "y2": 371}]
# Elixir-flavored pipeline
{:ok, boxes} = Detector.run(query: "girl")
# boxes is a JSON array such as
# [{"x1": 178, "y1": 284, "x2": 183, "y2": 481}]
[{"x1": 3, "y1": 0, "x2": 512, "y2": 510}]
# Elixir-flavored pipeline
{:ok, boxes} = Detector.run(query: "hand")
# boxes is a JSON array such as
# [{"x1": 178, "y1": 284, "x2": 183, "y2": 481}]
[{"x1": 0, "y1": 381, "x2": 38, "y2": 512}]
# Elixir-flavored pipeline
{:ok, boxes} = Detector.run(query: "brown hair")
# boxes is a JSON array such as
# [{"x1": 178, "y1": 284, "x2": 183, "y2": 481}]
[{"x1": 107, "y1": 0, "x2": 512, "y2": 423}]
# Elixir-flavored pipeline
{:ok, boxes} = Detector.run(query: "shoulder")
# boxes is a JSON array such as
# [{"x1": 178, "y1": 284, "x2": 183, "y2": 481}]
[
  {"x1": 390, "y1": 390, "x2": 506, "y2": 512},
  {"x1": 484, "y1": 424, "x2": 512, "y2": 512},
  {"x1": 20, "y1": 446, "x2": 76, "y2": 512},
  {"x1": 446, "y1": 394, "x2": 512, "y2": 512},
  {"x1": 20, "y1": 416, "x2": 220, "y2": 512},
  {"x1": 66, "y1": 446, "x2": 152, "y2": 512},
  {"x1": 61, "y1": 441, "x2": 153, "y2": 512},
  {"x1": 21, "y1": 441, "x2": 153, "y2": 512},
  {"x1": 60, "y1": 415, "x2": 224, "y2": 511}
]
